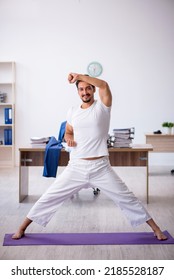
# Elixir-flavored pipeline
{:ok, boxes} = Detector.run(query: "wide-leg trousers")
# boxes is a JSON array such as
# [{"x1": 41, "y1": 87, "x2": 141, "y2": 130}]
[{"x1": 27, "y1": 156, "x2": 151, "y2": 227}]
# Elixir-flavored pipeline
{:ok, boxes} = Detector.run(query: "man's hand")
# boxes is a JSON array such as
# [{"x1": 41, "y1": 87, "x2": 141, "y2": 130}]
[
  {"x1": 67, "y1": 72, "x2": 112, "y2": 107},
  {"x1": 64, "y1": 123, "x2": 77, "y2": 147},
  {"x1": 68, "y1": 73, "x2": 79, "y2": 84},
  {"x1": 66, "y1": 139, "x2": 77, "y2": 147}
]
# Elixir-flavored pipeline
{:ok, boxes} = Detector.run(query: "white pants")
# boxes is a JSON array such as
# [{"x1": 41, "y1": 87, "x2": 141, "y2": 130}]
[{"x1": 27, "y1": 157, "x2": 151, "y2": 227}]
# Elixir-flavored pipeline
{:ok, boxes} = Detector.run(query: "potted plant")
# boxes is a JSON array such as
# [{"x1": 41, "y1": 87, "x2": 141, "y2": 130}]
[{"x1": 162, "y1": 122, "x2": 174, "y2": 134}]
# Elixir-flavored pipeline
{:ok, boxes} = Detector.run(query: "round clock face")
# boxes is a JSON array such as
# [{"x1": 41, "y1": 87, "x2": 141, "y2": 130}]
[{"x1": 87, "y1": 62, "x2": 103, "y2": 77}]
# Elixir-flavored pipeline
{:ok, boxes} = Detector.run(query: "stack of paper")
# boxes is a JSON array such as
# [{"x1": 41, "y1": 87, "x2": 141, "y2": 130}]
[
  {"x1": 30, "y1": 136, "x2": 50, "y2": 147},
  {"x1": 0, "y1": 92, "x2": 7, "y2": 103},
  {"x1": 108, "y1": 128, "x2": 135, "y2": 148}
]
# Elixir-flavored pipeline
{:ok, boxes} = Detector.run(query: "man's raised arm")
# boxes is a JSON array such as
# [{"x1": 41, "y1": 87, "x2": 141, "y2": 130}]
[{"x1": 68, "y1": 73, "x2": 112, "y2": 107}]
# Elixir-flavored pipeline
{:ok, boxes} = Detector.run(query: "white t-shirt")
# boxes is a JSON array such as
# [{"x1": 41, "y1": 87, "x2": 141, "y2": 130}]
[{"x1": 66, "y1": 100, "x2": 111, "y2": 159}]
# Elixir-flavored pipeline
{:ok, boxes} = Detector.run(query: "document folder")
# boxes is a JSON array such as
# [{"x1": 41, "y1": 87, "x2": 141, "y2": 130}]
[
  {"x1": 4, "y1": 128, "x2": 12, "y2": 145},
  {"x1": 4, "y1": 108, "x2": 12, "y2": 124}
]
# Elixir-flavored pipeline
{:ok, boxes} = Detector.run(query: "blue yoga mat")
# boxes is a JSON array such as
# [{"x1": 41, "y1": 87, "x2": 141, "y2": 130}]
[{"x1": 3, "y1": 231, "x2": 174, "y2": 246}]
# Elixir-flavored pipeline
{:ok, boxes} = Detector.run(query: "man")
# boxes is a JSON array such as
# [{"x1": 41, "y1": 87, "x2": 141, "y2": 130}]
[{"x1": 12, "y1": 73, "x2": 167, "y2": 240}]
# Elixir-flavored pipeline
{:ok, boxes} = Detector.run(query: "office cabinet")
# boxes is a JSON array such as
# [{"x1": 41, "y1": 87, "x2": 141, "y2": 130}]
[{"x1": 146, "y1": 134, "x2": 174, "y2": 152}]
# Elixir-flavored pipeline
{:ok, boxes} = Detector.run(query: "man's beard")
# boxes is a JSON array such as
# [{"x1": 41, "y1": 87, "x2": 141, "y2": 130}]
[
  {"x1": 83, "y1": 98, "x2": 91, "y2": 103},
  {"x1": 82, "y1": 94, "x2": 91, "y2": 103}
]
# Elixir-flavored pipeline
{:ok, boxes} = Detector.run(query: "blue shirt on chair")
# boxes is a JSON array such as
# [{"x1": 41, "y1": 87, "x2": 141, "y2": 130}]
[{"x1": 43, "y1": 121, "x2": 66, "y2": 177}]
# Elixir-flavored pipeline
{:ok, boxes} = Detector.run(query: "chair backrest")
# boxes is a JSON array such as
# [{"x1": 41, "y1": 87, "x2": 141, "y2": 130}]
[{"x1": 58, "y1": 121, "x2": 66, "y2": 142}]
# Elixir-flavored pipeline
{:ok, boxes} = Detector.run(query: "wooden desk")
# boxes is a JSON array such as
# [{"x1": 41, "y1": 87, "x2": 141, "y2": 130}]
[
  {"x1": 19, "y1": 144, "x2": 153, "y2": 203},
  {"x1": 146, "y1": 134, "x2": 174, "y2": 152}
]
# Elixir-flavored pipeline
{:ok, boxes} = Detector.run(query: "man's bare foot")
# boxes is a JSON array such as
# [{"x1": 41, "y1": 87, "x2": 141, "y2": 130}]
[
  {"x1": 146, "y1": 219, "x2": 168, "y2": 241},
  {"x1": 12, "y1": 230, "x2": 25, "y2": 239},
  {"x1": 154, "y1": 229, "x2": 168, "y2": 240},
  {"x1": 11, "y1": 218, "x2": 32, "y2": 239}
]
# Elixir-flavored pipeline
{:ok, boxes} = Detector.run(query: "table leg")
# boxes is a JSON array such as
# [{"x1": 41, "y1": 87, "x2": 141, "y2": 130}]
[
  {"x1": 19, "y1": 155, "x2": 30, "y2": 202},
  {"x1": 19, "y1": 165, "x2": 29, "y2": 202},
  {"x1": 146, "y1": 153, "x2": 149, "y2": 204},
  {"x1": 139, "y1": 152, "x2": 149, "y2": 204}
]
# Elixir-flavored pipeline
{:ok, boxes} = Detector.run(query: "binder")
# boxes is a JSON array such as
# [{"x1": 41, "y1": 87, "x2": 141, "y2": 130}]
[
  {"x1": 8, "y1": 128, "x2": 12, "y2": 145},
  {"x1": 4, "y1": 128, "x2": 12, "y2": 145},
  {"x1": 4, "y1": 108, "x2": 12, "y2": 124}
]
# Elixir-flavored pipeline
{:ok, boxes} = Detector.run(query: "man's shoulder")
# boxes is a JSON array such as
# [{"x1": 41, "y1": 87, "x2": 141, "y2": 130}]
[
  {"x1": 67, "y1": 104, "x2": 79, "y2": 112},
  {"x1": 95, "y1": 99, "x2": 112, "y2": 111}
]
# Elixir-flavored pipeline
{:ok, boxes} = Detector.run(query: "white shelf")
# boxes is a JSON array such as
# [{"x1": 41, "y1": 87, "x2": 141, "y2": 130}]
[
  {"x1": 0, "y1": 103, "x2": 13, "y2": 106},
  {"x1": 0, "y1": 62, "x2": 15, "y2": 167},
  {"x1": 0, "y1": 124, "x2": 14, "y2": 127},
  {"x1": 0, "y1": 145, "x2": 13, "y2": 148}
]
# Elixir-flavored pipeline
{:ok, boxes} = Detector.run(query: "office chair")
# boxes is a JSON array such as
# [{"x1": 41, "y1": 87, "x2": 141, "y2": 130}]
[{"x1": 93, "y1": 188, "x2": 100, "y2": 195}]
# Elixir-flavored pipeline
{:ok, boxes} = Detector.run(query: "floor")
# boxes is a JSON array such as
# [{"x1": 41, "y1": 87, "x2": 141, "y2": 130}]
[{"x1": 0, "y1": 165, "x2": 174, "y2": 260}]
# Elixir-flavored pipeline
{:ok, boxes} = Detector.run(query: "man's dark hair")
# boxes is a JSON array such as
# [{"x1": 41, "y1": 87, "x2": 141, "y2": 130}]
[{"x1": 76, "y1": 74, "x2": 95, "y2": 90}]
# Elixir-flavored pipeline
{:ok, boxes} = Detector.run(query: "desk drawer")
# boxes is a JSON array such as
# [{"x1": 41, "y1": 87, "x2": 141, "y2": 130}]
[
  {"x1": 20, "y1": 151, "x2": 45, "y2": 166},
  {"x1": 109, "y1": 151, "x2": 147, "y2": 166},
  {"x1": 20, "y1": 150, "x2": 69, "y2": 166}
]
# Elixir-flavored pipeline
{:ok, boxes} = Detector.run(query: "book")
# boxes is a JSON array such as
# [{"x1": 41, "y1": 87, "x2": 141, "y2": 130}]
[
  {"x1": 113, "y1": 142, "x2": 132, "y2": 148},
  {"x1": 113, "y1": 127, "x2": 135, "y2": 134},
  {"x1": 113, "y1": 128, "x2": 131, "y2": 133}
]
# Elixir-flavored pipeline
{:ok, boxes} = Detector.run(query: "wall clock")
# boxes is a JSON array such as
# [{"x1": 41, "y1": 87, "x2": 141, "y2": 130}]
[{"x1": 87, "y1": 61, "x2": 103, "y2": 77}]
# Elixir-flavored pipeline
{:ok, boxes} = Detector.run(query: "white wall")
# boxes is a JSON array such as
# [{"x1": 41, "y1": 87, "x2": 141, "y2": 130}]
[{"x1": 0, "y1": 0, "x2": 174, "y2": 166}]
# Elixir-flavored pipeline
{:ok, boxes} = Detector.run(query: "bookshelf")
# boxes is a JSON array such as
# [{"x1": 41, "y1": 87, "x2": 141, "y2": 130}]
[{"x1": 0, "y1": 62, "x2": 15, "y2": 167}]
